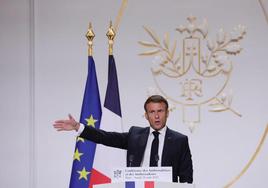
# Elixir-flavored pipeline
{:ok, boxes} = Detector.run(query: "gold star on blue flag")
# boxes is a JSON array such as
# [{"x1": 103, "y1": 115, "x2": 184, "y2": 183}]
[{"x1": 85, "y1": 114, "x2": 98, "y2": 127}]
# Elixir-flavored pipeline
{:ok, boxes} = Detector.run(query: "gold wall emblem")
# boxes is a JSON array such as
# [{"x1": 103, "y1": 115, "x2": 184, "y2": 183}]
[{"x1": 139, "y1": 16, "x2": 246, "y2": 132}]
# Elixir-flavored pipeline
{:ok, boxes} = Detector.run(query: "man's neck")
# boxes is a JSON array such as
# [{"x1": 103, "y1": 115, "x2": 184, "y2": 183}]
[{"x1": 150, "y1": 126, "x2": 167, "y2": 134}]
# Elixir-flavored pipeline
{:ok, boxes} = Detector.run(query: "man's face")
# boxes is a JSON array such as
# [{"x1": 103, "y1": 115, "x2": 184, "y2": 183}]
[{"x1": 145, "y1": 102, "x2": 169, "y2": 131}]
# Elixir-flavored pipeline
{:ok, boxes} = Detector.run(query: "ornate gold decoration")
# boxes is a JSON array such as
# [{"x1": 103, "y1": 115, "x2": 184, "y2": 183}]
[
  {"x1": 259, "y1": 0, "x2": 268, "y2": 24},
  {"x1": 106, "y1": 21, "x2": 116, "y2": 55},
  {"x1": 209, "y1": 91, "x2": 241, "y2": 117},
  {"x1": 224, "y1": 124, "x2": 268, "y2": 188},
  {"x1": 139, "y1": 16, "x2": 246, "y2": 131},
  {"x1": 114, "y1": 0, "x2": 128, "y2": 33},
  {"x1": 85, "y1": 22, "x2": 95, "y2": 56}
]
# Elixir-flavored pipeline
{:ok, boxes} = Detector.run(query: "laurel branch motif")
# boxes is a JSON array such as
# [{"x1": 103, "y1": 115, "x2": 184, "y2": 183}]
[
  {"x1": 138, "y1": 26, "x2": 182, "y2": 78},
  {"x1": 201, "y1": 24, "x2": 246, "y2": 76},
  {"x1": 209, "y1": 92, "x2": 241, "y2": 117}
]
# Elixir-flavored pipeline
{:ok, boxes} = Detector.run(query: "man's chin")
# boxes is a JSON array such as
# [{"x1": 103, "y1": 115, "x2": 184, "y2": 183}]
[{"x1": 152, "y1": 124, "x2": 164, "y2": 130}]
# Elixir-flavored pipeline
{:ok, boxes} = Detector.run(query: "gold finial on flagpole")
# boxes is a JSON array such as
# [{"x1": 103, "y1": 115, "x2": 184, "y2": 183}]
[
  {"x1": 86, "y1": 22, "x2": 95, "y2": 56},
  {"x1": 106, "y1": 21, "x2": 116, "y2": 55}
]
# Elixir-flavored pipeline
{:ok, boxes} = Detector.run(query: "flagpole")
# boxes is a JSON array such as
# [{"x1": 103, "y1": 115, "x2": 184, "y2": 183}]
[
  {"x1": 106, "y1": 21, "x2": 115, "y2": 55},
  {"x1": 86, "y1": 22, "x2": 95, "y2": 56},
  {"x1": 69, "y1": 23, "x2": 102, "y2": 188}
]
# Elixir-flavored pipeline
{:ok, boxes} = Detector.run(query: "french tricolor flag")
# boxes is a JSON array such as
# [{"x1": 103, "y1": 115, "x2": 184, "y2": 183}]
[
  {"x1": 89, "y1": 55, "x2": 126, "y2": 187},
  {"x1": 125, "y1": 181, "x2": 154, "y2": 188}
]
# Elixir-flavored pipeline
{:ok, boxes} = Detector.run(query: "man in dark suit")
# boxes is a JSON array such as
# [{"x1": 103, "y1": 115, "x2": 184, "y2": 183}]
[{"x1": 54, "y1": 95, "x2": 193, "y2": 183}]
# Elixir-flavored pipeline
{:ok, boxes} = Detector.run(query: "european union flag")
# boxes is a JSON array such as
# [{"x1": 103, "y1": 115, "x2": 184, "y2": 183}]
[{"x1": 69, "y1": 55, "x2": 102, "y2": 188}]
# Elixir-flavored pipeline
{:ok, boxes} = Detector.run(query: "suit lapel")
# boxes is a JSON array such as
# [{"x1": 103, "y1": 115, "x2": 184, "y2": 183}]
[
  {"x1": 161, "y1": 127, "x2": 173, "y2": 166},
  {"x1": 136, "y1": 127, "x2": 150, "y2": 166}
]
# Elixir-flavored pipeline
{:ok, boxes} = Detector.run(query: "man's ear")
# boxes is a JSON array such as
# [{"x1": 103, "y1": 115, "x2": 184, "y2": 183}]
[
  {"x1": 167, "y1": 109, "x2": 169, "y2": 117},
  {"x1": 145, "y1": 112, "x2": 149, "y2": 120}
]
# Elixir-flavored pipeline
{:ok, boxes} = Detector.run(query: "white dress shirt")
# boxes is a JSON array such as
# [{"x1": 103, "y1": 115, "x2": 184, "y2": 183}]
[{"x1": 141, "y1": 126, "x2": 167, "y2": 167}]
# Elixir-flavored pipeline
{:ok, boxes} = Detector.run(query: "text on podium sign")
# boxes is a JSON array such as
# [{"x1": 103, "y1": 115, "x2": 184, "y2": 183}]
[{"x1": 112, "y1": 167, "x2": 172, "y2": 182}]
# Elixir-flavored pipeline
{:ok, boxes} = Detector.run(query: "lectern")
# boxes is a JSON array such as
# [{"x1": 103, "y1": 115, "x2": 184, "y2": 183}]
[
  {"x1": 93, "y1": 181, "x2": 194, "y2": 188},
  {"x1": 93, "y1": 167, "x2": 193, "y2": 188}
]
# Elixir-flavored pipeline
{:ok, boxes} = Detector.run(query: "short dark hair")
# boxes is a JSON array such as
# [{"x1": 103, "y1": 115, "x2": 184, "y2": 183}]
[{"x1": 144, "y1": 95, "x2": 169, "y2": 112}]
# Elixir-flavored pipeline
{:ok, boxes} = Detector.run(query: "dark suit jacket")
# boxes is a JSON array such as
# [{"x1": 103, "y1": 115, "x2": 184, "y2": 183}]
[{"x1": 80, "y1": 126, "x2": 193, "y2": 183}]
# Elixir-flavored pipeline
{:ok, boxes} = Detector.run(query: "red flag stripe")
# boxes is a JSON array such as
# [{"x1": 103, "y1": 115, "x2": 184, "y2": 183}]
[
  {"x1": 144, "y1": 181, "x2": 154, "y2": 188},
  {"x1": 89, "y1": 168, "x2": 111, "y2": 188}
]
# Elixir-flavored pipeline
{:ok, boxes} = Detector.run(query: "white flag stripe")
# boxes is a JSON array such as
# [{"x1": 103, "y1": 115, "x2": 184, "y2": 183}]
[
  {"x1": 99, "y1": 107, "x2": 123, "y2": 132},
  {"x1": 93, "y1": 107, "x2": 126, "y2": 177},
  {"x1": 135, "y1": 182, "x2": 144, "y2": 187}
]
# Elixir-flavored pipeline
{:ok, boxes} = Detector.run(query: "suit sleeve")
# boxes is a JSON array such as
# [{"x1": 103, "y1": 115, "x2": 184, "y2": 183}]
[
  {"x1": 79, "y1": 126, "x2": 128, "y2": 150},
  {"x1": 178, "y1": 136, "x2": 193, "y2": 183}
]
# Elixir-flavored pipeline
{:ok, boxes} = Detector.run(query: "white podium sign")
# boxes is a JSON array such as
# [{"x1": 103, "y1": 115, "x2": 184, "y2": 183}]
[
  {"x1": 111, "y1": 167, "x2": 172, "y2": 182},
  {"x1": 93, "y1": 182, "x2": 194, "y2": 188}
]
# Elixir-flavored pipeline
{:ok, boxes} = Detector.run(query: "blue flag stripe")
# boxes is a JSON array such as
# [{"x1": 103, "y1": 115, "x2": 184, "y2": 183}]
[
  {"x1": 104, "y1": 55, "x2": 122, "y2": 117},
  {"x1": 125, "y1": 181, "x2": 135, "y2": 188}
]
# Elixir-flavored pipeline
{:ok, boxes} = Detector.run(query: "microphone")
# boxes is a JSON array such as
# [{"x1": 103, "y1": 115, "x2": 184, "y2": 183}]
[{"x1": 128, "y1": 154, "x2": 134, "y2": 167}]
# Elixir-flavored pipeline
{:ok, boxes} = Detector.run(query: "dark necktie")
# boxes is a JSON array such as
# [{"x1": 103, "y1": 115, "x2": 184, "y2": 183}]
[{"x1": 150, "y1": 131, "x2": 159, "y2": 167}]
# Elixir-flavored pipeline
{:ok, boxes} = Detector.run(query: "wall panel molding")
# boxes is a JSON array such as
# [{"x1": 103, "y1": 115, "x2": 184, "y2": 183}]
[{"x1": 29, "y1": 0, "x2": 36, "y2": 188}]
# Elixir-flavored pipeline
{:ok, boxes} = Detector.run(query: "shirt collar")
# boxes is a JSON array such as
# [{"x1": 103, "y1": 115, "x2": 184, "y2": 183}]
[{"x1": 149, "y1": 125, "x2": 167, "y2": 135}]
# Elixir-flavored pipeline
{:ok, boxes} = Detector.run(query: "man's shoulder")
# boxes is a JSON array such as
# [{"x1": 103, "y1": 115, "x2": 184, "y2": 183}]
[
  {"x1": 167, "y1": 127, "x2": 188, "y2": 139},
  {"x1": 129, "y1": 126, "x2": 149, "y2": 133}
]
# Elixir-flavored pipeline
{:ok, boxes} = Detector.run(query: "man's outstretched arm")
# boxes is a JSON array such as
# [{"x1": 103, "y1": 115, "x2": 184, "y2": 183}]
[{"x1": 53, "y1": 114, "x2": 128, "y2": 149}]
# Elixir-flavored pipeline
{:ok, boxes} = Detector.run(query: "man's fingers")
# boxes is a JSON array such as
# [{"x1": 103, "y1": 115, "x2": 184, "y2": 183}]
[
  {"x1": 54, "y1": 125, "x2": 69, "y2": 131},
  {"x1": 53, "y1": 123, "x2": 62, "y2": 127},
  {"x1": 54, "y1": 120, "x2": 66, "y2": 124},
  {"x1": 53, "y1": 122, "x2": 65, "y2": 126},
  {"x1": 53, "y1": 125, "x2": 63, "y2": 131},
  {"x1": 53, "y1": 124, "x2": 63, "y2": 129},
  {"x1": 68, "y1": 114, "x2": 75, "y2": 121},
  {"x1": 53, "y1": 115, "x2": 76, "y2": 131}
]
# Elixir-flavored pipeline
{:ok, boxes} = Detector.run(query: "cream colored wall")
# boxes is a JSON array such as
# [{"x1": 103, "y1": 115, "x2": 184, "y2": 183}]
[
  {"x1": 0, "y1": 0, "x2": 31, "y2": 187},
  {"x1": 0, "y1": 0, "x2": 267, "y2": 188}
]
